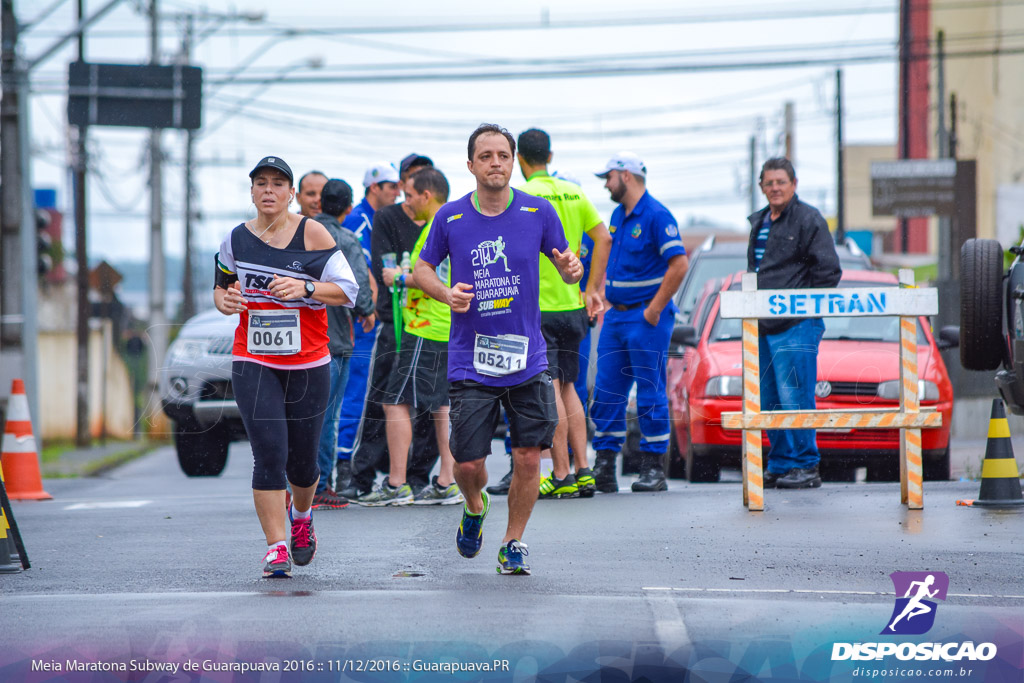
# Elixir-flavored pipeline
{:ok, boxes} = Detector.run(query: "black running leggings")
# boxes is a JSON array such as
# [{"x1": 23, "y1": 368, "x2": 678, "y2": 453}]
[{"x1": 232, "y1": 361, "x2": 330, "y2": 490}]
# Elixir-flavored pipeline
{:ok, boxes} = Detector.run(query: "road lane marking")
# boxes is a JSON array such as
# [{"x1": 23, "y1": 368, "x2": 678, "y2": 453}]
[
  {"x1": 64, "y1": 500, "x2": 152, "y2": 510},
  {"x1": 643, "y1": 587, "x2": 1024, "y2": 599},
  {"x1": 644, "y1": 592, "x2": 691, "y2": 652}
]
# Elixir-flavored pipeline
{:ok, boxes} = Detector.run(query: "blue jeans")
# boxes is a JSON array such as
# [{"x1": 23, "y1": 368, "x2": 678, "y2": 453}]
[
  {"x1": 591, "y1": 305, "x2": 675, "y2": 455},
  {"x1": 758, "y1": 318, "x2": 825, "y2": 473},
  {"x1": 317, "y1": 354, "x2": 352, "y2": 492}
]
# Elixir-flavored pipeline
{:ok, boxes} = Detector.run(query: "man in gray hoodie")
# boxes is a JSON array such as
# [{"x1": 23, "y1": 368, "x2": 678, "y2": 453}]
[{"x1": 313, "y1": 178, "x2": 376, "y2": 508}]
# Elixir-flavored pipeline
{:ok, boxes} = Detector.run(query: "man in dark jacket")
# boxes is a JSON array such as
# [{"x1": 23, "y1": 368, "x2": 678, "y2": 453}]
[
  {"x1": 747, "y1": 157, "x2": 841, "y2": 490},
  {"x1": 341, "y1": 154, "x2": 442, "y2": 500},
  {"x1": 313, "y1": 178, "x2": 376, "y2": 508}
]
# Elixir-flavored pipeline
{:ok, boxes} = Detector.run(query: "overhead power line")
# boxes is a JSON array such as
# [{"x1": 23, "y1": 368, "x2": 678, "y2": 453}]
[
  {"x1": 23, "y1": 0, "x2": 1024, "y2": 39},
  {"x1": 204, "y1": 44, "x2": 1024, "y2": 86}
]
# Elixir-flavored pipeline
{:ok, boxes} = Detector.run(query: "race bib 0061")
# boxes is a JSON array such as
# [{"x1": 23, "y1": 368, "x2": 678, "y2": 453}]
[{"x1": 248, "y1": 310, "x2": 301, "y2": 355}]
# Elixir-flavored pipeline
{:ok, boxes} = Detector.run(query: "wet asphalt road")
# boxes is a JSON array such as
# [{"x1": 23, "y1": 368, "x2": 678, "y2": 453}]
[{"x1": 1, "y1": 439, "x2": 1022, "y2": 681}]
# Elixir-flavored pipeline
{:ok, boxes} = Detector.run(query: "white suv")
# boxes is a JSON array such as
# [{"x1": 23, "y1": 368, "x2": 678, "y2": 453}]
[{"x1": 159, "y1": 310, "x2": 244, "y2": 476}]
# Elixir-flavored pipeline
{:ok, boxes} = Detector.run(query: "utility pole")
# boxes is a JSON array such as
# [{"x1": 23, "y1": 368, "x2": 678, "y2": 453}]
[
  {"x1": 147, "y1": 0, "x2": 167, "y2": 429},
  {"x1": 73, "y1": 0, "x2": 90, "y2": 446},
  {"x1": 935, "y1": 30, "x2": 952, "y2": 285},
  {"x1": 898, "y1": 0, "x2": 911, "y2": 254},
  {"x1": 835, "y1": 68, "x2": 845, "y2": 245},
  {"x1": 181, "y1": 14, "x2": 196, "y2": 322},
  {"x1": 949, "y1": 93, "x2": 958, "y2": 159},
  {"x1": 1, "y1": 0, "x2": 23, "y2": 358},
  {"x1": 783, "y1": 101, "x2": 795, "y2": 164},
  {"x1": 749, "y1": 134, "x2": 757, "y2": 214},
  {"x1": 1, "y1": 0, "x2": 41, "y2": 427}
]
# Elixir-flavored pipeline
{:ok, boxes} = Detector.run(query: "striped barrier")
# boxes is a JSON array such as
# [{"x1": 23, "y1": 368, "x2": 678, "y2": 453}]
[{"x1": 719, "y1": 270, "x2": 940, "y2": 512}]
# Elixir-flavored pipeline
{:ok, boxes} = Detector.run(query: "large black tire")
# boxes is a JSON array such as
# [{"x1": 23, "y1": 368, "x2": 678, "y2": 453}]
[
  {"x1": 666, "y1": 428, "x2": 686, "y2": 479},
  {"x1": 960, "y1": 239, "x2": 1005, "y2": 371},
  {"x1": 686, "y1": 445, "x2": 721, "y2": 483},
  {"x1": 820, "y1": 459, "x2": 856, "y2": 482},
  {"x1": 923, "y1": 449, "x2": 951, "y2": 481},
  {"x1": 865, "y1": 458, "x2": 899, "y2": 482},
  {"x1": 174, "y1": 420, "x2": 229, "y2": 477}
]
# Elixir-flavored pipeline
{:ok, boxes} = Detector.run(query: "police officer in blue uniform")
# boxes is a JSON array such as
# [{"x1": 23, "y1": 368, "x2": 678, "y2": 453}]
[{"x1": 590, "y1": 153, "x2": 689, "y2": 492}]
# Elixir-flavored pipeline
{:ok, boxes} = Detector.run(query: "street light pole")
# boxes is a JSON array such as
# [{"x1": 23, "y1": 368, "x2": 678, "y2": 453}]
[
  {"x1": 181, "y1": 14, "x2": 196, "y2": 322},
  {"x1": 74, "y1": 0, "x2": 91, "y2": 446},
  {"x1": 147, "y1": 0, "x2": 168, "y2": 432},
  {"x1": 1, "y1": 0, "x2": 41, "y2": 427}
]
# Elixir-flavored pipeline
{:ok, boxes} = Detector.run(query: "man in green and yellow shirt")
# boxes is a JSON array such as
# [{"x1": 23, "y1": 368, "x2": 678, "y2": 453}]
[
  {"x1": 359, "y1": 168, "x2": 463, "y2": 506},
  {"x1": 517, "y1": 128, "x2": 612, "y2": 499}
]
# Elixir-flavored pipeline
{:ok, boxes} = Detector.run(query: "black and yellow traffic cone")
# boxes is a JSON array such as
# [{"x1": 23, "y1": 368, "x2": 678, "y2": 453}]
[
  {"x1": 958, "y1": 399, "x2": 1024, "y2": 507},
  {"x1": 0, "y1": 477, "x2": 22, "y2": 573}
]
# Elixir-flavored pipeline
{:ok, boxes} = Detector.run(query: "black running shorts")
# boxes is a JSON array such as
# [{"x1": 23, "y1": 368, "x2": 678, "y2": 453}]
[
  {"x1": 540, "y1": 308, "x2": 589, "y2": 384},
  {"x1": 232, "y1": 360, "x2": 329, "y2": 490},
  {"x1": 384, "y1": 334, "x2": 449, "y2": 412},
  {"x1": 449, "y1": 372, "x2": 557, "y2": 463}
]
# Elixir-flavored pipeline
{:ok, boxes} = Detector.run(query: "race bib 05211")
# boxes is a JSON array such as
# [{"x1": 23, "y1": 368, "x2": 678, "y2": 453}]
[{"x1": 473, "y1": 333, "x2": 528, "y2": 377}]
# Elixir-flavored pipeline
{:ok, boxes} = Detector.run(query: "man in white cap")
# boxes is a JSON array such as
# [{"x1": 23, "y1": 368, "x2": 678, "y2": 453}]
[
  {"x1": 344, "y1": 163, "x2": 401, "y2": 264},
  {"x1": 590, "y1": 152, "x2": 689, "y2": 493}
]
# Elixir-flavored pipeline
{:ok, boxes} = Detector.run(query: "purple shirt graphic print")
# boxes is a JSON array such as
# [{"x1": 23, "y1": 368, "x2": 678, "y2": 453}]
[{"x1": 419, "y1": 190, "x2": 568, "y2": 387}]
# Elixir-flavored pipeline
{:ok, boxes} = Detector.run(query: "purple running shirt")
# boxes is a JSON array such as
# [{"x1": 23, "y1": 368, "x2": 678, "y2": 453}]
[{"x1": 419, "y1": 190, "x2": 568, "y2": 387}]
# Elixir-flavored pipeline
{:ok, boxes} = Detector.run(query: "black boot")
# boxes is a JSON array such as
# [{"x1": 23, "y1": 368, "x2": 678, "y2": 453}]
[
  {"x1": 593, "y1": 450, "x2": 619, "y2": 493},
  {"x1": 335, "y1": 459, "x2": 352, "y2": 494},
  {"x1": 486, "y1": 456, "x2": 514, "y2": 495},
  {"x1": 632, "y1": 456, "x2": 668, "y2": 492}
]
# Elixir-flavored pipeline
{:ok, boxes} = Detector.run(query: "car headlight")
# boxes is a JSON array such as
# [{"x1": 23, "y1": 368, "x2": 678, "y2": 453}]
[
  {"x1": 876, "y1": 379, "x2": 940, "y2": 401},
  {"x1": 167, "y1": 339, "x2": 208, "y2": 365},
  {"x1": 705, "y1": 375, "x2": 743, "y2": 398}
]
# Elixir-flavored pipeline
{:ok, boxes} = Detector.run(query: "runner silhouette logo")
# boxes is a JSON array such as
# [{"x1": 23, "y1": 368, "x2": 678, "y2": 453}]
[{"x1": 882, "y1": 571, "x2": 949, "y2": 635}]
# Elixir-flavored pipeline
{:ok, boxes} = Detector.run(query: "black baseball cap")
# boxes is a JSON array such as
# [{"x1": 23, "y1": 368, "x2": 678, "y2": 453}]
[
  {"x1": 320, "y1": 178, "x2": 353, "y2": 216},
  {"x1": 249, "y1": 156, "x2": 294, "y2": 184},
  {"x1": 399, "y1": 153, "x2": 433, "y2": 177}
]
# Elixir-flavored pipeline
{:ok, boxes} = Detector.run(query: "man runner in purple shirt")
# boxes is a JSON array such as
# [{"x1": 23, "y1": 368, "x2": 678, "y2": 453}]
[{"x1": 416, "y1": 124, "x2": 582, "y2": 575}]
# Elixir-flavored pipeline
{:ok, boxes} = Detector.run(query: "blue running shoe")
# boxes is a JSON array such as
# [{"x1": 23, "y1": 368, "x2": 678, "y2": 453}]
[
  {"x1": 456, "y1": 490, "x2": 490, "y2": 558},
  {"x1": 497, "y1": 539, "x2": 530, "y2": 575}
]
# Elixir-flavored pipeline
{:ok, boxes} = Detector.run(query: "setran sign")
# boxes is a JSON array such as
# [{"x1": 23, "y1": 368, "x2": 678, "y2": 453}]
[
  {"x1": 719, "y1": 286, "x2": 938, "y2": 319},
  {"x1": 68, "y1": 61, "x2": 202, "y2": 130},
  {"x1": 870, "y1": 159, "x2": 956, "y2": 218}
]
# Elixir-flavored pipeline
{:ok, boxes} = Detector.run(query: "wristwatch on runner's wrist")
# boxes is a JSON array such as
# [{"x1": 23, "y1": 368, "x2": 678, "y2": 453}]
[{"x1": 304, "y1": 281, "x2": 315, "y2": 298}]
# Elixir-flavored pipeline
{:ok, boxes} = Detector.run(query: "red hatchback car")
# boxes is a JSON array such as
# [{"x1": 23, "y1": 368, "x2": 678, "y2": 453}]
[{"x1": 668, "y1": 270, "x2": 957, "y2": 483}]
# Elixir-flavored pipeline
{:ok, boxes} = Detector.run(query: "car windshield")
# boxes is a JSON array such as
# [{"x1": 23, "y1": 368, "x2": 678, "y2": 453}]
[
  {"x1": 675, "y1": 255, "x2": 748, "y2": 321},
  {"x1": 708, "y1": 281, "x2": 928, "y2": 344},
  {"x1": 674, "y1": 249, "x2": 871, "y2": 322}
]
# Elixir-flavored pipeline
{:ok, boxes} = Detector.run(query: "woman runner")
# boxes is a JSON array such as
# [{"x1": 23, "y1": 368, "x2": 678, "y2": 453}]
[{"x1": 213, "y1": 156, "x2": 359, "y2": 578}]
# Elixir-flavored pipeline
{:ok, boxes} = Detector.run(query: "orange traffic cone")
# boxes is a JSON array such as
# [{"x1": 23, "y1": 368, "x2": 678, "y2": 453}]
[
  {"x1": 0, "y1": 379, "x2": 52, "y2": 501},
  {"x1": 956, "y1": 399, "x2": 1023, "y2": 508}
]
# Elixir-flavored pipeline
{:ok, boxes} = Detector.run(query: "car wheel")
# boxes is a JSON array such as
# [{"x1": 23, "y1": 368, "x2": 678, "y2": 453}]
[
  {"x1": 960, "y1": 239, "x2": 1004, "y2": 371},
  {"x1": 174, "y1": 419, "x2": 229, "y2": 477},
  {"x1": 865, "y1": 458, "x2": 899, "y2": 482},
  {"x1": 923, "y1": 448, "x2": 951, "y2": 481},
  {"x1": 666, "y1": 427, "x2": 686, "y2": 479},
  {"x1": 820, "y1": 459, "x2": 856, "y2": 482},
  {"x1": 686, "y1": 445, "x2": 721, "y2": 483}
]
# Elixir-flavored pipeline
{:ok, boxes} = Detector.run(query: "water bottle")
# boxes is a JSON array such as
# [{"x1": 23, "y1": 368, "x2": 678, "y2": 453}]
[
  {"x1": 383, "y1": 252, "x2": 397, "y2": 293},
  {"x1": 400, "y1": 251, "x2": 411, "y2": 306}
]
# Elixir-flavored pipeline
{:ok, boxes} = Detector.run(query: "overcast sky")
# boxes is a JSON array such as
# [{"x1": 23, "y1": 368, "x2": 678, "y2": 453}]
[{"x1": 17, "y1": 0, "x2": 901, "y2": 262}]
